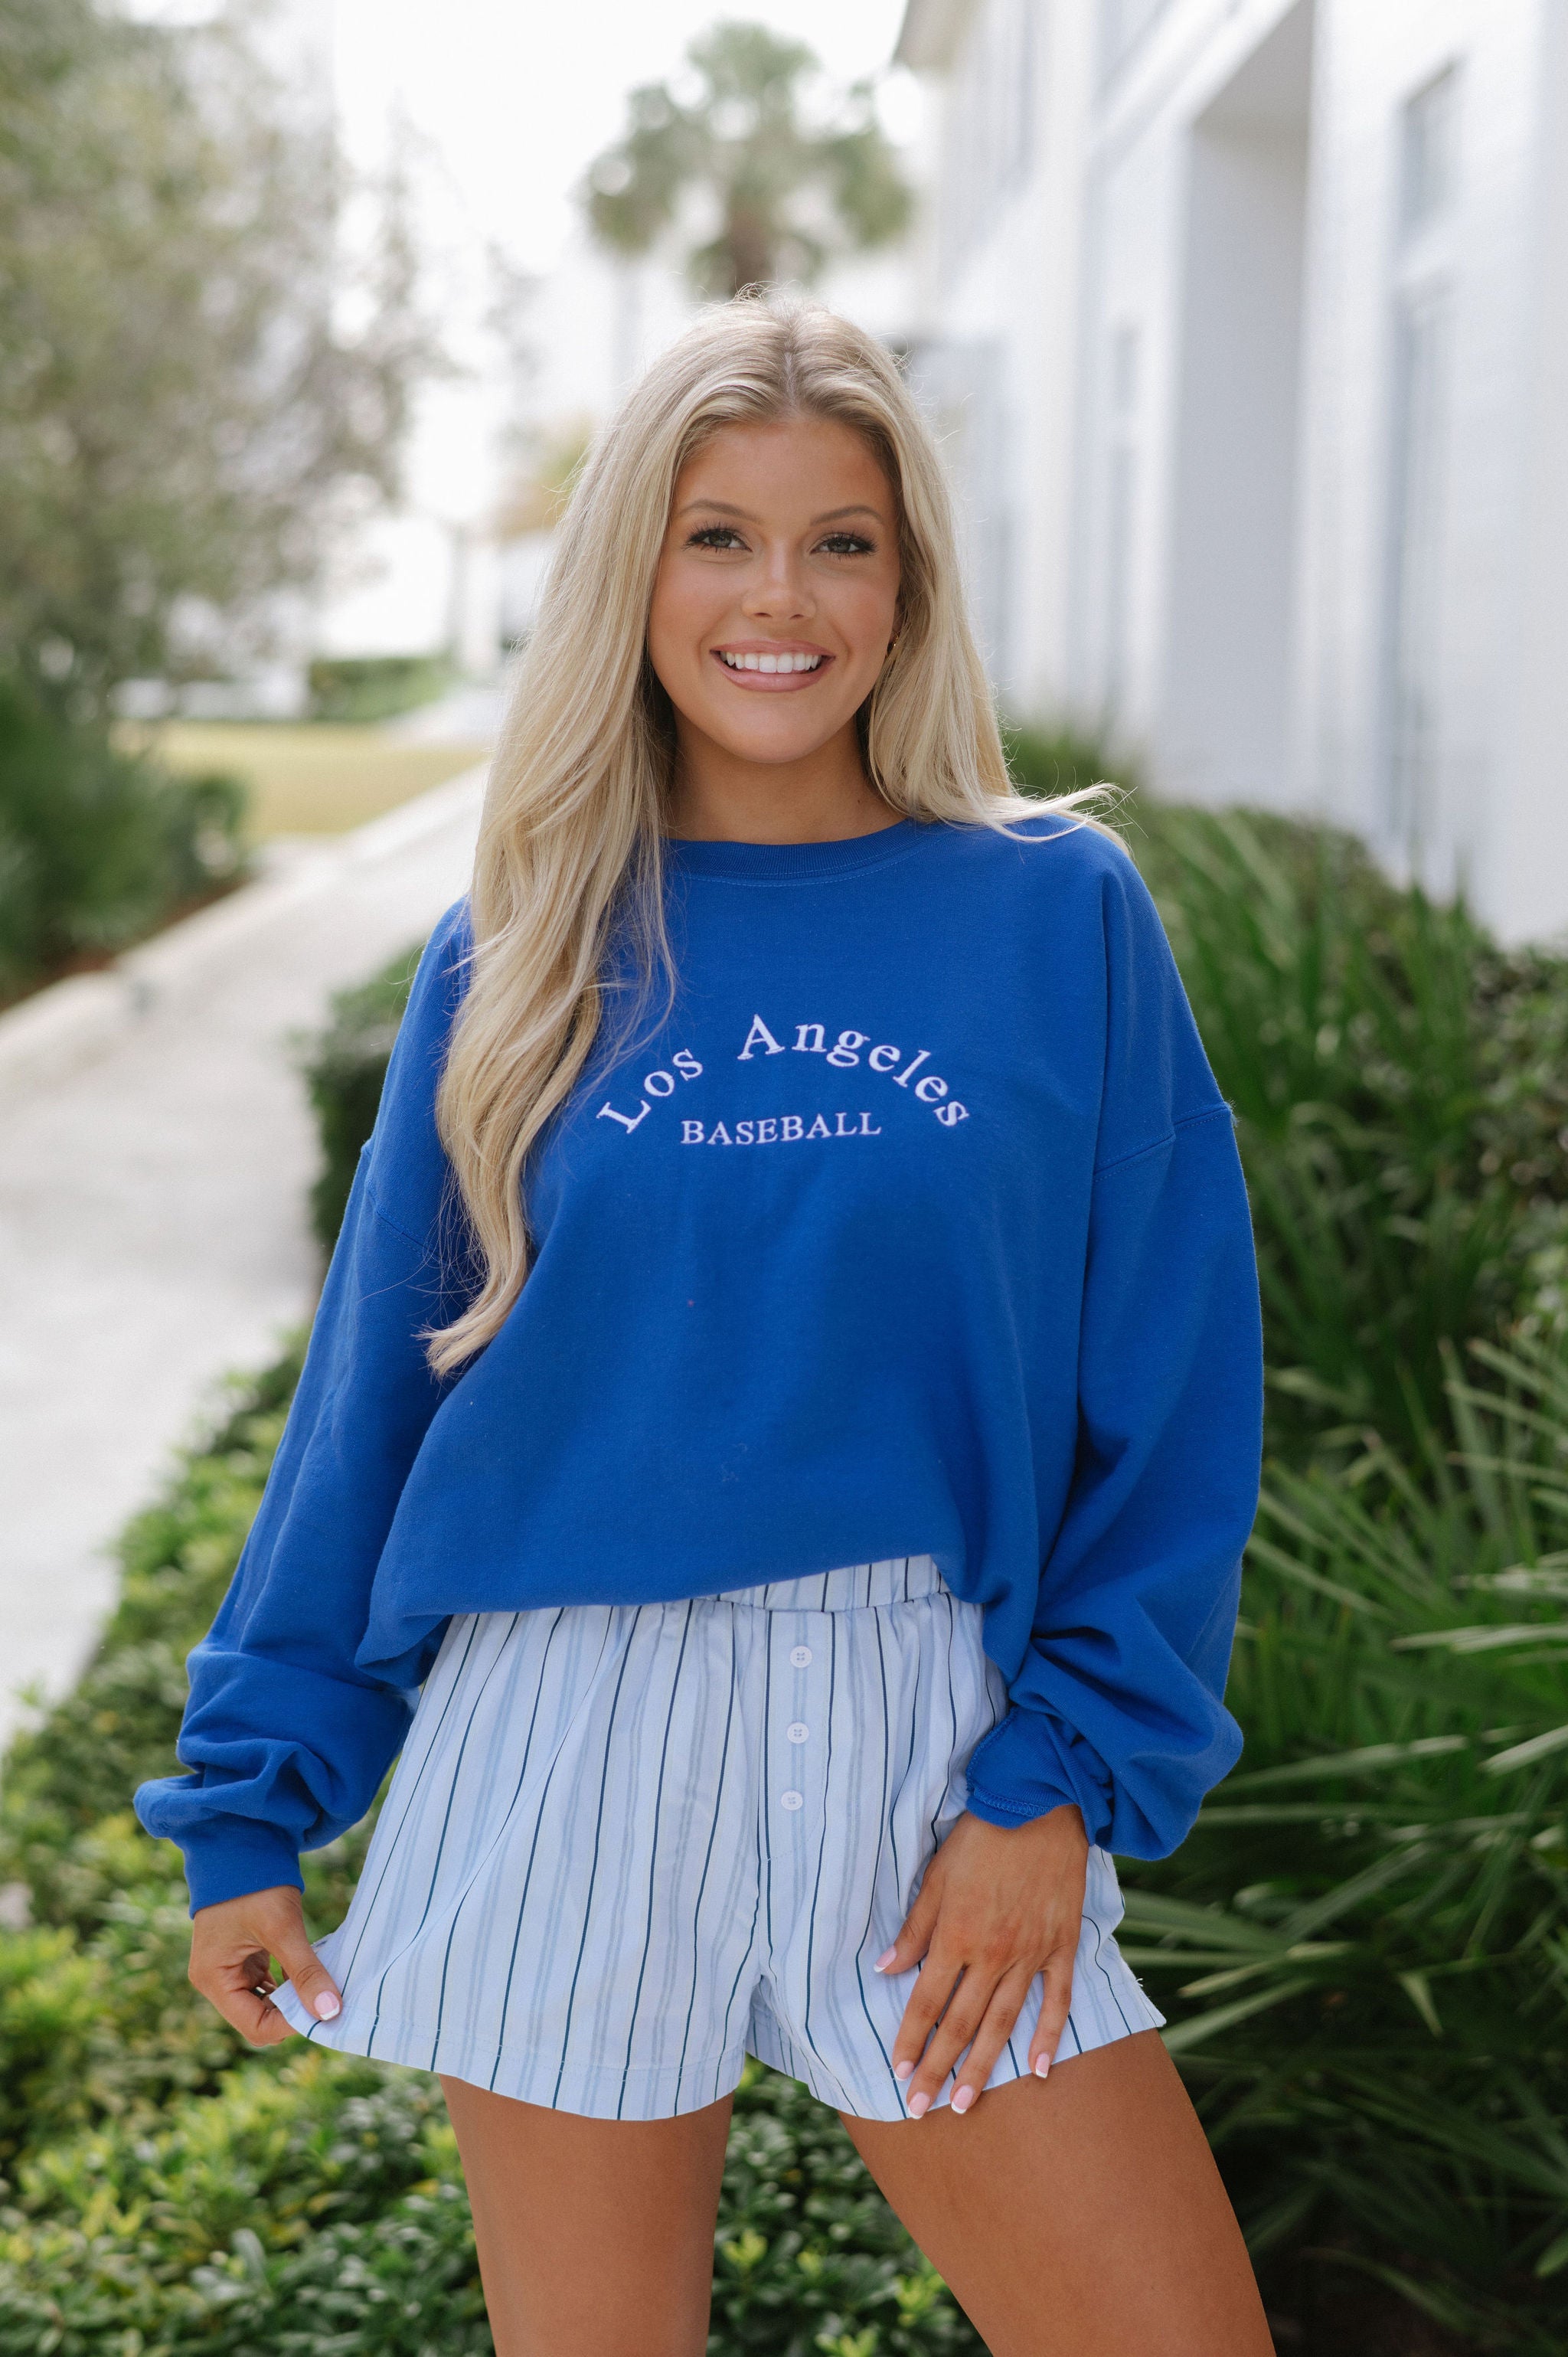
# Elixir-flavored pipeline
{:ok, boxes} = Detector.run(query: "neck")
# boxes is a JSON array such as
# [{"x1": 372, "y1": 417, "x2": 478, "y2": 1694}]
[{"x1": 664, "y1": 718, "x2": 900, "y2": 845}]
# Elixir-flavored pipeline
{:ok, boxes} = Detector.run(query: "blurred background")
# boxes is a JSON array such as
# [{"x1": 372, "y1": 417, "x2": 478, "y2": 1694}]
[{"x1": 5, "y1": 5, "x2": 1568, "y2": 2352}]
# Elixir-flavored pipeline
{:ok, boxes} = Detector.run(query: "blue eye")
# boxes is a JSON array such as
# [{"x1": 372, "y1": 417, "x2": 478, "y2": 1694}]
[
  {"x1": 688, "y1": 525, "x2": 746, "y2": 550},
  {"x1": 818, "y1": 533, "x2": 874, "y2": 556}
]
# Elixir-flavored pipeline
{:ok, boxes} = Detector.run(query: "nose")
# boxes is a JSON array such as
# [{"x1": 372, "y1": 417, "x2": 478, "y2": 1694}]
[{"x1": 741, "y1": 539, "x2": 814, "y2": 624}]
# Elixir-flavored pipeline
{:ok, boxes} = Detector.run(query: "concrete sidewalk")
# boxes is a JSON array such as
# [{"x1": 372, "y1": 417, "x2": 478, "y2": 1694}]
[{"x1": 0, "y1": 764, "x2": 485, "y2": 1754}]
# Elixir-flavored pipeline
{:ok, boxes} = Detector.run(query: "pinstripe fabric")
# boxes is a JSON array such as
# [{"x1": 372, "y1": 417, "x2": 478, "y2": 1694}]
[{"x1": 274, "y1": 1556, "x2": 1163, "y2": 2119}]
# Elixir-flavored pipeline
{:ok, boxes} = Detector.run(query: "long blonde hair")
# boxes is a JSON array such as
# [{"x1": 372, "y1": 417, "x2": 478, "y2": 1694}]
[{"x1": 428, "y1": 296, "x2": 1099, "y2": 1376}]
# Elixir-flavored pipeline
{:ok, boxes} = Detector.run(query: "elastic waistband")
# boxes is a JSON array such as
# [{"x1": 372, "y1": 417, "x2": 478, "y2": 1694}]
[{"x1": 709, "y1": 1555, "x2": 948, "y2": 1611}]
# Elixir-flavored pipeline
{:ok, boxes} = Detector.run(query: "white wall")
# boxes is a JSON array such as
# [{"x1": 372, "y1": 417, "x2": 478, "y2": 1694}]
[
  {"x1": 1160, "y1": 5, "x2": 1312, "y2": 807},
  {"x1": 1487, "y1": 1, "x2": 1568, "y2": 943},
  {"x1": 1293, "y1": 0, "x2": 1547, "y2": 929},
  {"x1": 1067, "y1": 0, "x2": 1314, "y2": 755},
  {"x1": 903, "y1": 0, "x2": 1568, "y2": 940},
  {"x1": 901, "y1": 0, "x2": 1096, "y2": 714}
]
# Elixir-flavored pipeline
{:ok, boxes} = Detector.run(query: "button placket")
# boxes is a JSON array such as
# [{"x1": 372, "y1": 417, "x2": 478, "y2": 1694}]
[{"x1": 778, "y1": 1619, "x2": 815, "y2": 1813}]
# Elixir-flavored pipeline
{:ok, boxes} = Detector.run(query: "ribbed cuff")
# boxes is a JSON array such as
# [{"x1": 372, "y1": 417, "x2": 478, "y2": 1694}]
[
  {"x1": 963, "y1": 1706, "x2": 1116, "y2": 1849},
  {"x1": 178, "y1": 1823, "x2": 305, "y2": 1917},
  {"x1": 962, "y1": 1780, "x2": 1080, "y2": 1830}
]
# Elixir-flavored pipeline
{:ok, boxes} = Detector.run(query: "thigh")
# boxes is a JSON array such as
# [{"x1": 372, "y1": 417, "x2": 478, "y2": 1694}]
[
  {"x1": 442, "y1": 2075, "x2": 733, "y2": 2357},
  {"x1": 839, "y1": 2031, "x2": 1273, "y2": 2357}
]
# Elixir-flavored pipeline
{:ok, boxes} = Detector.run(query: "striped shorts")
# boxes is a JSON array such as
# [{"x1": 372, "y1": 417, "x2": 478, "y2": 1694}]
[{"x1": 275, "y1": 1554, "x2": 1162, "y2": 2120}]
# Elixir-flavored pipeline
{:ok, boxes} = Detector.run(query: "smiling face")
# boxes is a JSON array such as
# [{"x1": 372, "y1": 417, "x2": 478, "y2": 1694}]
[{"x1": 647, "y1": 414, "x2": 902, "y2": 789}]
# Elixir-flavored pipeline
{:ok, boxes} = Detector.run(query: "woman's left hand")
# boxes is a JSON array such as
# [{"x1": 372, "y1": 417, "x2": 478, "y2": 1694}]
[{"x1": 875, "y1": 1803, "x2": 1089, "y2": 2118}]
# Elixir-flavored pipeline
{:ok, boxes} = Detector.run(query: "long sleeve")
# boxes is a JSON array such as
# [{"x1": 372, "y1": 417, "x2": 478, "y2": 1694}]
[
  {"x1": 135, "y1": 902, "x2": 474, "y2": 1911},
  {"x1": 962, "y1": 851, "x2": 1263, "y2": 1858}
]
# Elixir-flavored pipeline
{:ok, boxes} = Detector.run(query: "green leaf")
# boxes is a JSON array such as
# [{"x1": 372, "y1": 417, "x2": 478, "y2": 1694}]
[
  {"x1": 1397, "y1": 1970, "x2": 1444, "y2": 2037},
  {"x1": 1159, "y1": 1977, "x2": 1315, "y2": 2055}
]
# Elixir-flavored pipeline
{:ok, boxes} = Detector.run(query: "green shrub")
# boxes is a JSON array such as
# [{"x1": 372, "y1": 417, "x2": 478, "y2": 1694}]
[
  {"x1": 1130, "y1": 806, "x2": 1568, "y2": 1456},
  {"x1": 710, "y1": 2066, "x2": 981, "y2": 2352},
  {"x1": 1001, "y1": 720, "x2": 1136, "y2": 801},
  {"x1": 1129, "y1": 1335, "x2": 1568, "y2": 2349},
  {"x1": 295, "y1": 948, "x2": 423, "y2": 1251},
  {"x1": 0, "y1": 2047, "x2": 973, "y2": 2357},
  {"x1": 306, "y1": 656, "x2": 454, "y2": 725},
  {"x1": 1003, "y1": 755, "x2": 1568, "y2": 1456},
  {"x1": 0, "y1": 2049, "x2": 485, "y2": 2355},
  {"x1": 0, "y1": 673, "x2": 247, "y2": 1003}
]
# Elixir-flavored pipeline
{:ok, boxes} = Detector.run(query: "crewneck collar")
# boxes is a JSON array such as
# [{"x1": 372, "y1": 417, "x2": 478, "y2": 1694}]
[{"x1": 662, "y1": 817, "x2": 930, "y2": 882}]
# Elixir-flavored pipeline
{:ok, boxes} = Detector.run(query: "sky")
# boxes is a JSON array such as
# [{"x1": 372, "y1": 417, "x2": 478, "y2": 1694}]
[{"x1": 331, "y1": 0, "x2": 918, "y2": 274}]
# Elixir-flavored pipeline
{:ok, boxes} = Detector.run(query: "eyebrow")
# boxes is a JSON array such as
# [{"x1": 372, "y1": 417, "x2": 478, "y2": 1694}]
[{"x1": 675, "y1": 499, "x2": 885, "y2": 525}]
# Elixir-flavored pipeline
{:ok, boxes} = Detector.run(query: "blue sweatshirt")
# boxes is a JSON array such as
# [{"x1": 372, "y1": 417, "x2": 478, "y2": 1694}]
[{"x1": 136, "y1": 814, "x2": 1263, "y2": 1914}]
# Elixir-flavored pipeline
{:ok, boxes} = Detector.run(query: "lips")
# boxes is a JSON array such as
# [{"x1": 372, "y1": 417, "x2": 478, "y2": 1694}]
[{"x1": 710, "y1": 645, "x2": 833, "y2": 692}]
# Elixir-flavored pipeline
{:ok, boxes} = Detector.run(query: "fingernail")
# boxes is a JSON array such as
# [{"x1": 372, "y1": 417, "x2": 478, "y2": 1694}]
[
  {"x1": 894, "y1": 2057, "x2": 914, "y2": 2081},
  {"x1": 874, "y1": 1947, "x2": 897, "y2": 1972},
  {"x1": 951, "y1": 2085, "x2": 974, "y2": 2115},
  {"x1": 1034, "y1": 2055, "x2": 1050, "y2": 2078},
  {"x1": 314, "y1": 1992, "x2": 341, "y2": 2022},
  {"x1": 907, "y1": 2090, "x2": 930, "y2": 2119}
]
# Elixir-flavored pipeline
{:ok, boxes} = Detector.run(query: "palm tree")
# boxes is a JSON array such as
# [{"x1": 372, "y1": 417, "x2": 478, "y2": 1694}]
[{"x1": 583, "y1": 21, "x2": 912, "y2": 300}]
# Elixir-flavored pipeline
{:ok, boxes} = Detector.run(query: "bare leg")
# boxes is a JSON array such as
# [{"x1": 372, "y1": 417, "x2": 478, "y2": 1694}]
[
  {"x1": 839, "y1": 2031, "x2": 1273, "y2": 2357},
  {"x1": 440, "y1": 2077, "x2": 734, "y2": 2357}
]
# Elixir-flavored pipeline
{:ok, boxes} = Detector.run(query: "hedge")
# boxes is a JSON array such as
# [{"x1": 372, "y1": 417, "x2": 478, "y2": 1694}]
[
  {"x1": 0, "y1": 673, "x2": 248, "y2": 1006},
  {"x1": 295, "y1": 946, "x2": 424, "y2": 1254},
  {"x1": 306, "y1": 658, "x2": 454, "y2": 727}
]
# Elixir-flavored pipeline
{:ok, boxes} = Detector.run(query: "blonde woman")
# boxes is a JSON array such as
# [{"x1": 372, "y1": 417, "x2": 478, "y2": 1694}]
[{"x1": 139, "y1": 299, "x2": 1272, "y2": 2355}]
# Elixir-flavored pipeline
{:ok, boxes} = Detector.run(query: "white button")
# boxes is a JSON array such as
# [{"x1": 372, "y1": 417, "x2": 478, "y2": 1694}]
[
  {"x1": 786, "y1": 1721, "x2": 809, "y2": 1744},
  {"x1": 780, "y1": 1790, "x2": 804, "y2": 1811},
  {"x1": 789, "y1": 1644, "x2": 812, "y2": 1668}
]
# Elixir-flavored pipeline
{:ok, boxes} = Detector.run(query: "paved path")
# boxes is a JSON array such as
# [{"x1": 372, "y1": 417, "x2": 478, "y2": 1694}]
[{"x1": 0, "y1": 765, "x2": 485, "y2": 1753}]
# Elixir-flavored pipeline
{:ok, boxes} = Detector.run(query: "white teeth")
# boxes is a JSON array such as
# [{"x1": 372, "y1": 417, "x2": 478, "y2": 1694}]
[{"x1": 719, "y1": 650, "x2": 823, "y2": 673}]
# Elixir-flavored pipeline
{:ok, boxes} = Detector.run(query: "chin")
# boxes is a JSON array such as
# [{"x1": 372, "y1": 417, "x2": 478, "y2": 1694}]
[
  {"x1": 716, "y1": 723, "x2": 844, "y2": 767},
  {"x1": 697, "y1": 698, "x2": 854, "y2": 758}
]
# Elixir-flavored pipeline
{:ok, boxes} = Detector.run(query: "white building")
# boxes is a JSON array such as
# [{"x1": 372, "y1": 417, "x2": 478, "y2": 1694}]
[{"x1": 896, "y1": 0, "x2": 1568, "y2": 943}]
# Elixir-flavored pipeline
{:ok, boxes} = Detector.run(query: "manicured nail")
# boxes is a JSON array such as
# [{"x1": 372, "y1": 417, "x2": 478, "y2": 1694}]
[
  {"x1": 907, "y1": 2090, "x2": 930, "y2": 2119},
  {"x1": 874, "y1": 1947, "x2": 897, "y2": 1972},
  {"x1": 894, "y1": 2057, "x2": 914, "y2": 2081},
  {"x1": 1034, "y1": 2055, "x2": 1050, "y2": 2078},
  {"x1": 314, "y1": 1992, "x2": 341, "y2": 2022},
  {"x1": 951, "y1": 2085, "x2": 975, "y2": 2115}
]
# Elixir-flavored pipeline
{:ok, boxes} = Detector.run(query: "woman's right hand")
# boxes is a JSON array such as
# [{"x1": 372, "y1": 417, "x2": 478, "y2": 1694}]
[{"x1": 188, "y1": 1885, "x2": 341, "y2": 2046}]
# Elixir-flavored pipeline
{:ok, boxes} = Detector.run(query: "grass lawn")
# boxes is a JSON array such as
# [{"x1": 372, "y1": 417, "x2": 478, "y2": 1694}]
[{"x1": 116, "y1": 722, "x2": 489, "y2": 842}]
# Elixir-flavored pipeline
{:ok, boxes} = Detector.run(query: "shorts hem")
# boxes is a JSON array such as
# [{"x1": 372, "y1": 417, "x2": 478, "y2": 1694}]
[
  {"x1": 272, "y1": 1987, "x2": 750, "y2": 2120},
  {"x1": 744, "y1": 1976, "x2": 1166, "y2": 2125},
  {"x1": 273, "y1": 1943, "x2": 1166, "y2": 2123}
]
